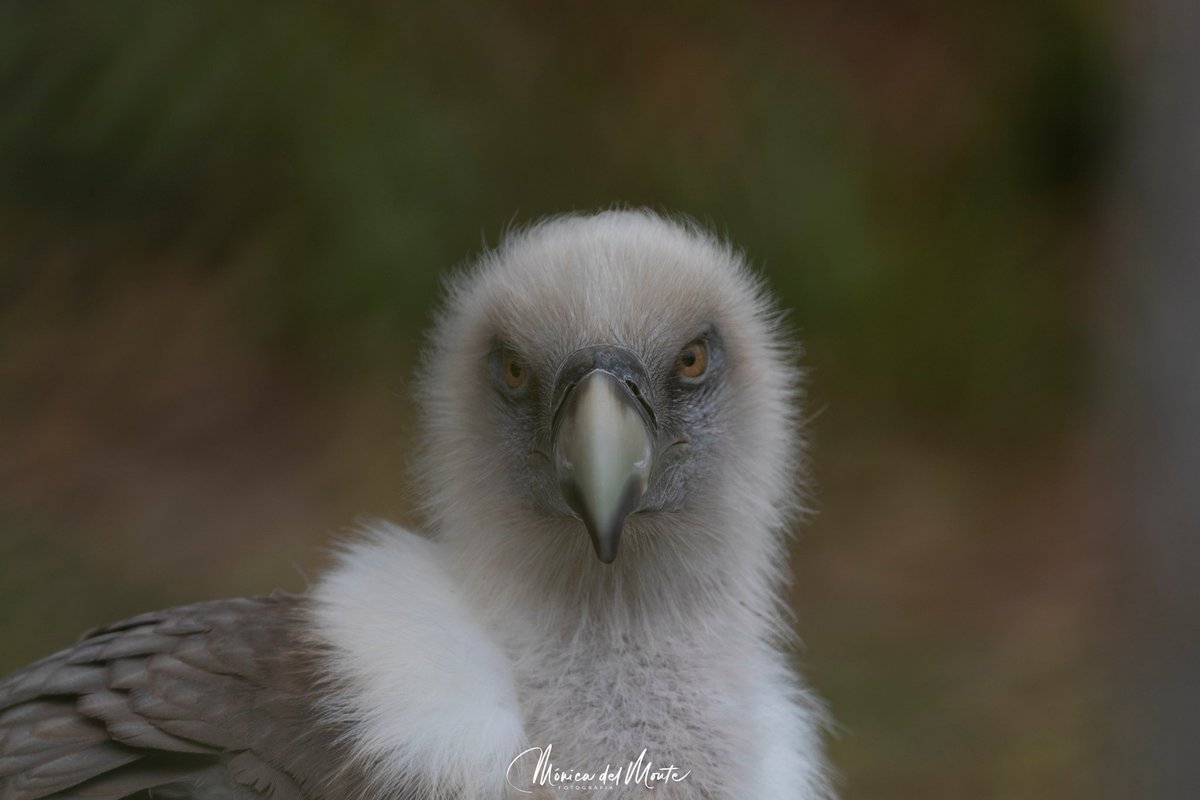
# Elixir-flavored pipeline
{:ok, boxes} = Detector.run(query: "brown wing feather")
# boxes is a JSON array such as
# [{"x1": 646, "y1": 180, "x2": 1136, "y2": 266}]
[{"x1": 0, "y1": 593, "x2": 364, "y2": 799}]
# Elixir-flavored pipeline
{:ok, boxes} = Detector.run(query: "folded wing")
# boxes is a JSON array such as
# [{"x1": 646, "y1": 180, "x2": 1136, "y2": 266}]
[{"x1": 0, "y1": 593, "x2": 357, "y2": 800}]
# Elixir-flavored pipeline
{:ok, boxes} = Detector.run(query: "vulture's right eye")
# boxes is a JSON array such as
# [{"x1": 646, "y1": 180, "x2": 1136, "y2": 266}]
[
  {"x1": 500, "y1": 349, "x2": 527, "y2": 390},
  {"x1": 677, "y1": 340, "x2": 709, "y2": 380}
]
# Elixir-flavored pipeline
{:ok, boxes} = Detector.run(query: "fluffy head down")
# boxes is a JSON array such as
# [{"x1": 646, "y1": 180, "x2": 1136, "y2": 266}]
[
  {"x1": 416, "y1": 210, "x2": 805, "y2": 624},
  {"x1": 308, "y1": 211, "x2": 829, "y2": 800}
]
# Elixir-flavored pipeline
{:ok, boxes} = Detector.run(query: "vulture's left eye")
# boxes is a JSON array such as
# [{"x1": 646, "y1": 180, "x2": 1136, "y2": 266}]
[
  {"x1": 500, "y1": 349, "x2": 527, "y2": 389},
  {"x1": 677, "y1": 340, "x2": 709, "y2": 379}
]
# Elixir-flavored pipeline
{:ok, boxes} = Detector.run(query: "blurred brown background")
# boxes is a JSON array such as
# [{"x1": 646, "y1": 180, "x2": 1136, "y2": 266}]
[{"x1": 1, "y1": 2, "x2": 1189, "y2": 798}]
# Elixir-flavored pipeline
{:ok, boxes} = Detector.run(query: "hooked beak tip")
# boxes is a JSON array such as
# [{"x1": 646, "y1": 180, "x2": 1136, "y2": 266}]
[
  {"x1": 591, "y1": 532, "x2": 619, "y2": 565},
  {"x1": 570, "y1": 477, "x2": 644, "y2": 564}
]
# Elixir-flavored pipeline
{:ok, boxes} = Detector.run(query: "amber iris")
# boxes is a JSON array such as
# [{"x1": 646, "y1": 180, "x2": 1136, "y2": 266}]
[{"x1": 677, "y1": 340, "x2": 708, "y2": 378}]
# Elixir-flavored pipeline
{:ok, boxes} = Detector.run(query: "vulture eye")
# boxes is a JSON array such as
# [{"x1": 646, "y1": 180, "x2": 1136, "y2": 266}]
[
  {"x1": 677, "y1": 340, "x2": 709, "y2": 379},
  {"x1": 500, "y1": 349, "x2": 527, "y2": 389}
]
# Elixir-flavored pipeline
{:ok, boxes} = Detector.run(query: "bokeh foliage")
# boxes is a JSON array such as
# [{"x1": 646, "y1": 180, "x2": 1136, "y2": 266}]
[{"x1": 0, "y1": 1, "x2": 1113, "y2": 433}]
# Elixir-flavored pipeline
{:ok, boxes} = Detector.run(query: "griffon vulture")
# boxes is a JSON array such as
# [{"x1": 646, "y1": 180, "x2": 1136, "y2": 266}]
[{"x1": 0, "y1": 211, "x2": 833, "y2": 799}]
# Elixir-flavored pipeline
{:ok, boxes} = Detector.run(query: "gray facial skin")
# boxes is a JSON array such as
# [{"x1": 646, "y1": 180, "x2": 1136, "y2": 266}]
[{"x1": 496, "y1": 332, "x2": 724, "y2": 563}]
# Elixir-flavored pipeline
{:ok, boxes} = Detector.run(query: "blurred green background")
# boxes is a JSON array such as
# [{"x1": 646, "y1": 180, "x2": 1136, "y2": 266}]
[{"x1": 0, "y1": 3, "x2": 1123, "y2": 798}]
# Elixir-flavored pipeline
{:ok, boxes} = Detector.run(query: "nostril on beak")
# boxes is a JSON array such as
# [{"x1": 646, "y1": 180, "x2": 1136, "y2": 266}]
[
  {"x1": 624, "y1": 379, "x2": 657, "y2": 431},
  {"x1": 550, "y1": 381, "x2": 578, "y2": 438}
]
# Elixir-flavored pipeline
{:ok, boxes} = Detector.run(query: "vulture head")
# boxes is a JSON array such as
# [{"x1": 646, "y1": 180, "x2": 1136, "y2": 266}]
[{"x1": 419, "y1": 210, "x2": 801, "y2": 602}]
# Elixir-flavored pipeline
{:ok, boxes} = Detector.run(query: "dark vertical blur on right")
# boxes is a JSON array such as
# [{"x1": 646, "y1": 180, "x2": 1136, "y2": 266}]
[{"x1": 1117, "y1": 1, "x2": 1200, "y2": 796}]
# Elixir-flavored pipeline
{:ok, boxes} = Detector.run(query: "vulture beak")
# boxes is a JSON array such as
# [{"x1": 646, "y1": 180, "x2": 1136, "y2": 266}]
[{"x1": 552, "y1": 348, "x2": 656, "y2": 563}]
